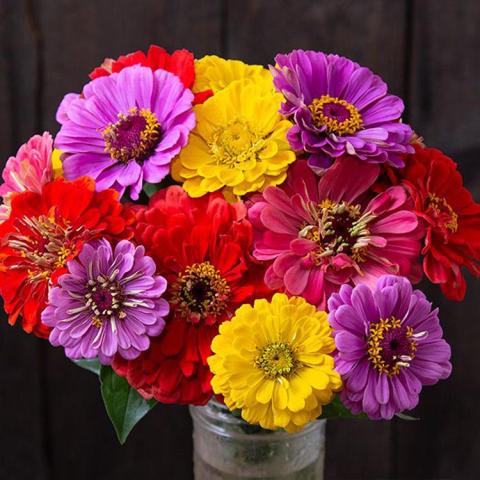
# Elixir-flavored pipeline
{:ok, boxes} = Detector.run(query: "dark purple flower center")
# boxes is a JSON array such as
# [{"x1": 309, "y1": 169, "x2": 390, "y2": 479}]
[
  {"x1": 103, "y1": 107, "x2": 161, "y2": 164},
  {"x1": 85, "y1": 275, "x2": 127, "y2": 328},
  {"x1": 309, "y1": 95, "x2": 363, "y2": 136},
  {"x1": 91, "y1": 288, "x2": 114, "y2": 311},
  {"x1": 322, "y1": 102, "x2": 351, "y2": 122},
  {"x1": 171, "y1": 261, "x2": 231, "y2": 324},
  {"x1": 367, "y1": 317, "x2": 418, "y2": 376},
  {"x1": 299, "y1": 199, "x2": 370, "y2": 263}
]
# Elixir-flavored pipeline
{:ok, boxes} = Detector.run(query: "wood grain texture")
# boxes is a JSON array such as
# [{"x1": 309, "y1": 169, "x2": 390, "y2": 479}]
[
  {"x1": 0, "y1": 326, "x2": 51, "y2": 480},
  {"x1": 226, "y1": 0, "x2": 408, "y2": 96},
  {"x1": 0, "y1": 2, "x2": 50, "y2": 479},
  {"x1": 0, "y1": 2, "x2": 14, "y2": 161},
  {"x1": 0, "y1": 0, "x2": 41, "y2": 157},
  {"x1": 393, "y1": 280, "x2": 480, "y2": 480},
  {"x1": 44, "y1": 350, "x2": 194, "y2": 480},
  {"x1": 394, "y1": 3, "x2": 480, "y2": 476},
  {"x1": 1, "y1": 0, "x2": 479, "y2": 479},
  {"x1": 37, "y1": 0, "x2": 224, "y2": 135},
  {"x1": 408, "y1": 0, "x2": 480, "y2": 153}
]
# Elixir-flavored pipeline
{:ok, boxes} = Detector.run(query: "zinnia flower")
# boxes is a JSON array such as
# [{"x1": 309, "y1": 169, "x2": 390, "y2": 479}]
[
  {"x1": 208, "y1": 293, "x2": 342, "y2": 432},
  {"x1": 89, "y1": 44, "x2": 210, "y2": 105},
  {"x1": 398, "y1": 147, "x2": 480, "y2": 300},
  {"x1": 0, "y1": 177, "x2": 133, "y2": 338},
  {"x1": 112, "y1": 186, "x2": 268, "y2": 405},
  {"x1": 271, "y1": 50, "x2": 413, "y2": 171},
  {"x1": 248, "y1": 157, "x2": 422, "y2": 309},
  {"x1": 55, "y1": 65, "x2": 195, "y2": 200},
  {"x1": 171, "y1": 77, "x2": 296, "y2": 201},
  {"x1": 192, "y1": 55, "x2": 272, "y2": 96},
  {"x1": 328, "y1": 275, "x2": 452, "y2": 420},
  {"x1": 42, "y1": 239, "x2": 168, "y2": 364},
  {"x1": 0, "y1": 132, "x2": 55, "y2": 221}
]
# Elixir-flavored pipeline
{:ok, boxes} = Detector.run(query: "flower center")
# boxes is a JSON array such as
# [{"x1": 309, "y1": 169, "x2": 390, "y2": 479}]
[
  {"x1": 84, "y1": 274, "x2": 126, "y2": 328},
  {"x1": 299, "y1": 199, "x2": 372, "y2": 263},
  {"x1": 255, "y1": 342, "x2": 298, "y2": 379},
  {"x1": 309, "y1": 95, "x2": 363, "y2": 136},
  {"x1": 426, "y1": 193, "x2": 458, "y2": 234},
  {"x1": 367, "y1": 317, "x2": 421, "y2": 376},
  {"x1": 171, "y1": 261, "x2": 231, "y2": 323},
  {"x1": 209, "y1": 120, "x2": 265, "y2": 167},
  {"x1": 91, "y1": 289, "x2": 113, "y2": 311},
  {"x1": 8, "y1": 212, "x2": 86, "y2": 283},
  {"x1": 103, "y1": 107, "x2": 161, "y2": 164}
]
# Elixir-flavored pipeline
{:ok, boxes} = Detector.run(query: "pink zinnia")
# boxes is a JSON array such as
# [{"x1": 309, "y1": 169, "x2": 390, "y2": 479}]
[
  {"x1": 248, "y1": 158, "x2": 423, "y2": 308},
  {"x1": 0, "y1": 132, "x2": 54, "y2": 221}
]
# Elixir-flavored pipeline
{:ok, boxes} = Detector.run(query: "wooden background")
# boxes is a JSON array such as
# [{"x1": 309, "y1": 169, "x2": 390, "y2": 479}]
[{"x1": 0, "y1": 1, "x2": 479, "y2": 479}]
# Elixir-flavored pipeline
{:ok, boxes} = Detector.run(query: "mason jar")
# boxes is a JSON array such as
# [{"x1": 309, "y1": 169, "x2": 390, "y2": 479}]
[{"x1": 190, "y1": 399, "x2": 326, "y2": 479}]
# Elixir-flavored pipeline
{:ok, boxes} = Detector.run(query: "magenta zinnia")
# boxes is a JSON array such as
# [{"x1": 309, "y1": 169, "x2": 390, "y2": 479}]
[
  {"x1": 271, "y1": 50, "x2": 413, "y2": 171},
  {"x1": 42, "y1": 239, "x2": 169, "y2": 364},
  {"x1": 248, "y1": 158, "x2": 422, "y2": 309},
  {"x1": 55, "y1": 65, "x2": 195, "y2": 200},
  {"x1": 328, "y1": 275, "x2": 451, "y2": 420},
  {"x1": 0, "y1": 132, "x2": 55, "y2": 221}
]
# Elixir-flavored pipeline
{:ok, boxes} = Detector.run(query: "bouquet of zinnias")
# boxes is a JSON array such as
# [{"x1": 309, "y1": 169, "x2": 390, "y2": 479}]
[{"x1": 1, "y1": 45, "x2": 477, "y2": 442}]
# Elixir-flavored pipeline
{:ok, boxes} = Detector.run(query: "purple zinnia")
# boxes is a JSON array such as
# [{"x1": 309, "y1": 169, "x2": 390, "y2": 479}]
[
  {"x1": 271, "y1": 50, "x2": 414, "y2": 170},
  {"x1": 328, "y1": 275, "x2": 451, "y2": 420},
  {"x1": 42, "y1": 239, "x2": 169, "y2": 365},
  {"x1": 55, "y1": 65, "x2": 195, "y2": 200}
]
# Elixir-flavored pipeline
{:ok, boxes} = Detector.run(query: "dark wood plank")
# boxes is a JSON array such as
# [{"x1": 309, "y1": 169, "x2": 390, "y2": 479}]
[
  {"x1": 393, "y1": 278, "x2": 480, "y2": 480},
  {"x1": 0, "y1": 324, "x2": 50, "y2": 480},
  {"x1": 408, "y1": 1, "x2": 480, "y2": 153},
  {"x1": 44, "y1": 350, "x2": 194, "y2": 480},
  {"x1": 226, "y1": 0, "x2": 408, "y2": 96},
  {"x1": 34, "y1": 1, "x2": 223, "y2": 478},
  {"x1": 395, "y1": 2, "x2": 480, "y2": 478},
  {"x1": 226, "y1": 1, "x2": 408, "y2": 478},
  {"x1": 38, "y1": 0, "x2": 224, "y2": 135},
  {"x1": 0, "y1": 2, "x2": 50, "y2": 479},
  {"x1": 0, "y1": 0, "x2": 41, "y2": 156},
  {"x1": 0, "y1": 4, "x2": 14, "y2": 161}
]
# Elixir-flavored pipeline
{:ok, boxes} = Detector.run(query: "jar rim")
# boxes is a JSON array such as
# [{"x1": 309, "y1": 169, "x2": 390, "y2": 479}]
[{"x1": 190, "y1": 398, "x2": 326, "y2": 441}]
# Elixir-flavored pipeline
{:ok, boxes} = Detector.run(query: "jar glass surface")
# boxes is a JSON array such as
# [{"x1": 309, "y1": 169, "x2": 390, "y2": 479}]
[{"x1": 190, "y1": 399, "x2": 326, "y2": 480}]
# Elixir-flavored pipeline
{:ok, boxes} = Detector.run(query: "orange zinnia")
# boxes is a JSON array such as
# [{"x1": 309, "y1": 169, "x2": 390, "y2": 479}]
[{"x1": 0, "y1": 177, "x2": 134, "y2": 337}]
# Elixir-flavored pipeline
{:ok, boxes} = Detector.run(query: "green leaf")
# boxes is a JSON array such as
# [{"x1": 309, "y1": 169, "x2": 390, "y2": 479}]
[
  {"x1": 395, "y1": 412, "x2": 419, "y2": 421},
  {"x1": 143, "y1": 175, "x2": 177, "y2": 198},
  {"x1": 100, "y1": 365, "x2": 157, "y2": 444},
  {"x1": 319, "y1": 395, "x2": 367, "y2": 420},
  {"x1": 72, "y1": 358, "x2": 101, "y2": 375},
  {"x1": 142, "y1": 182, "x2": 162, "y2": 198}
]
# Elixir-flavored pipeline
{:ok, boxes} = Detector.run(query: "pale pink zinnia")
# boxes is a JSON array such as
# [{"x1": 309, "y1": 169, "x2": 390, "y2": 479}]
[
  {"x1": 248, "y1": 158, "x2": 423, "y2": 309},
  {"x1": 0, "y1": 132, "x2": 54, "y2": 221}
]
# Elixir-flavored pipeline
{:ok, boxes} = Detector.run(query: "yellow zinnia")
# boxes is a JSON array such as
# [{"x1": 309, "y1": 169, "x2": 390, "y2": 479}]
[
  {"x1": 51, "y1": 148, "x2": 64, "y2": 178},
  {"x1": 208, "y1": 293, "x2": 342, "y2": 432},
  {"x1": 172, "y1": 78, "x2": 296, "y2": 200},
  {"x1": 193, "y1": 55, "x2": 273, "y2": 94}
]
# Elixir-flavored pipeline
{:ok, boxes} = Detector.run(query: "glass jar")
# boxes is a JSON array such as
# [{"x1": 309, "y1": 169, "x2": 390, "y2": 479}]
[{"x1": 190, "y1": 400, "x2": 326, "y2": 479}]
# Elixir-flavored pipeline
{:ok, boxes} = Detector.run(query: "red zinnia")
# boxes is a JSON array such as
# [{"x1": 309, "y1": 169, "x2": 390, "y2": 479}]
[
  {"x1": 89, "y1": 44, "x2": 212, "y2": 105},
  {"x1": 400, "y1": 146, "x2": 480, "y2": 300},
  {"x1": 0, "y1": 177, "x2": 134, "y2": 338},
  {"x1": 112, "y1": 186, "x2": 269, "y2": 405}
]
